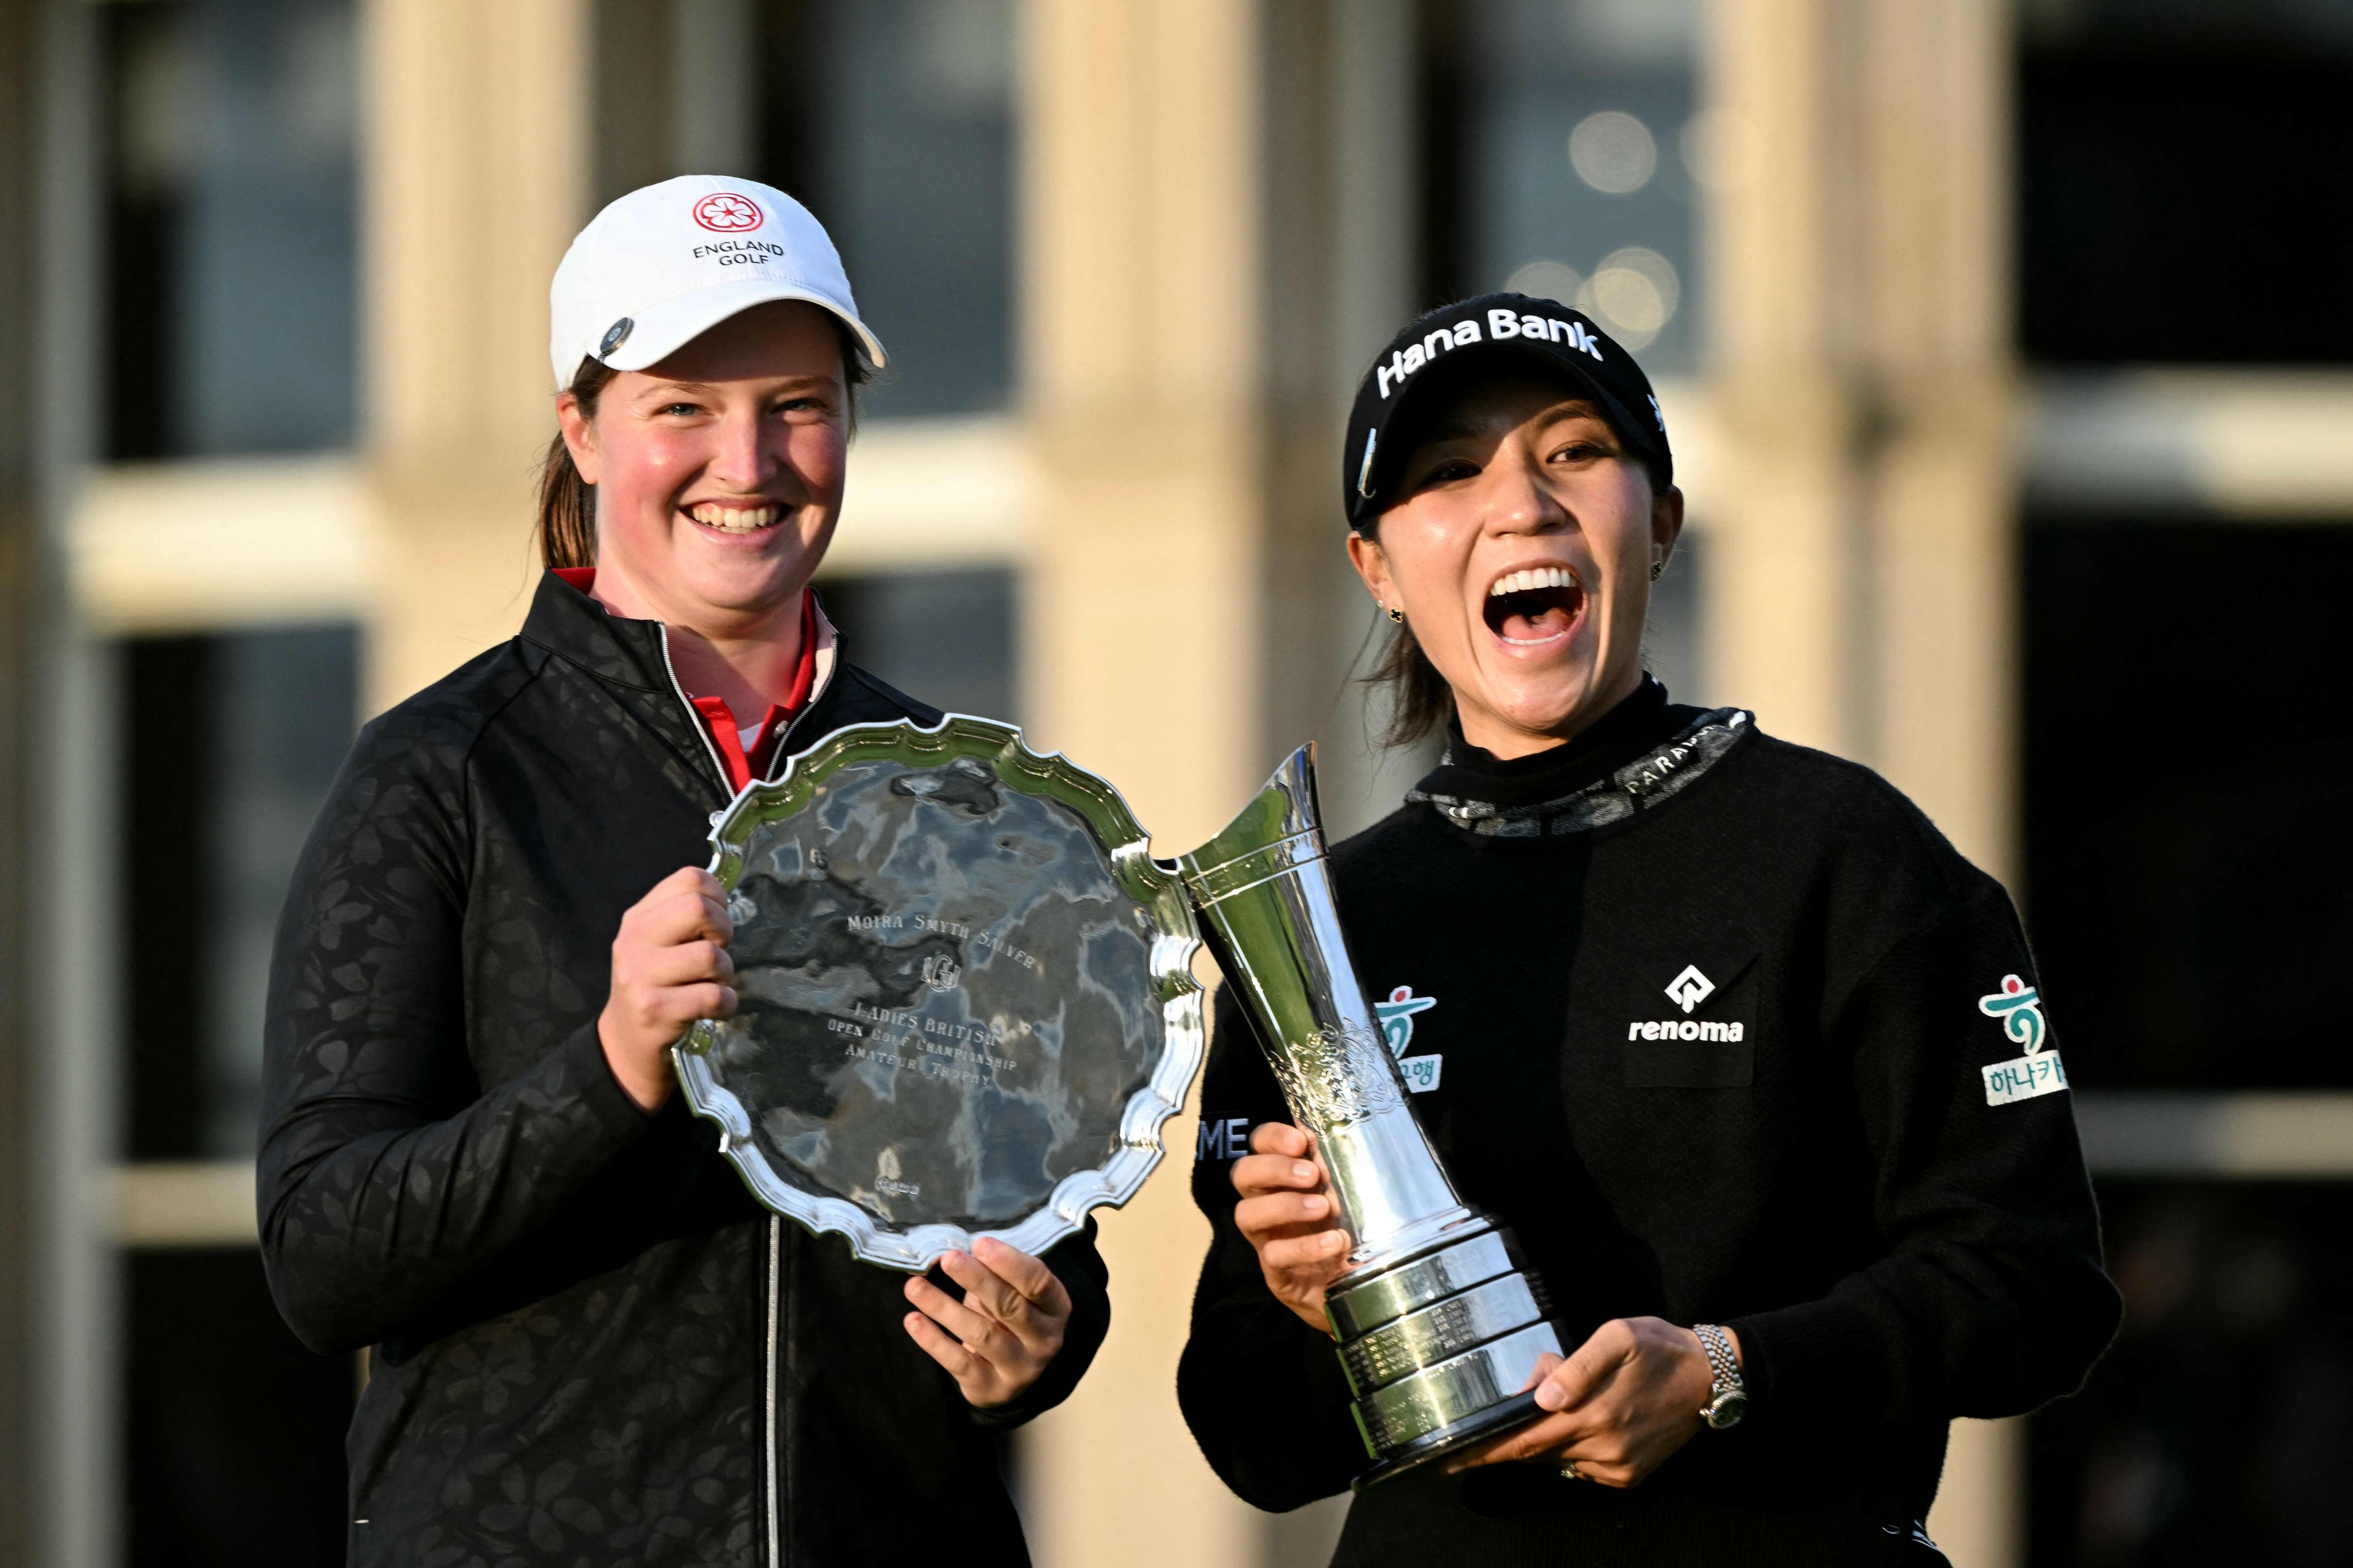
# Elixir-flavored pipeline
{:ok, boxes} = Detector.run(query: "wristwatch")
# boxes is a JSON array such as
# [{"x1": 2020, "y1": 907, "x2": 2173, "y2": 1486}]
[{"x1": 1694, "y1": 1323, "x2": 1747, "y2": 1430}]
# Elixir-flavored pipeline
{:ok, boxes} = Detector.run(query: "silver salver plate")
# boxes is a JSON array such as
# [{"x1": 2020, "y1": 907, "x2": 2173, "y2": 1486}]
[{"x1": 673, "y1": 715, "x2": 1205, "y2": 1272}]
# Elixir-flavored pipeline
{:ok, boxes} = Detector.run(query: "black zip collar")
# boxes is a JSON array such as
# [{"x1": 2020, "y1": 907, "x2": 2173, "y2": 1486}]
[
  {"x1": 1408, "y1": 676, "x2": 1754, "y2": 838},
  {"x1": 520, "y1": 567, "x2": 680, "y2": 692},
  {"x1": 518, "y1": 569, "x2": 863, "y2": 802}
]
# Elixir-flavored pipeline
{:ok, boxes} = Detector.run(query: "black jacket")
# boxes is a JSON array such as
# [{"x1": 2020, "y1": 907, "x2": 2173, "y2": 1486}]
[
  {"x1": 260, "y1": 571, "x2": 1108, "y2": 1567},
  {"x1": 1178, "y1": 683, "x2": 2118, "y2": 1567}
]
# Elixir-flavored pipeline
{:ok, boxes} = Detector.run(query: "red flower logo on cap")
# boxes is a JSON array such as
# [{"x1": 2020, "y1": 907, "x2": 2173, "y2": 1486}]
[{"x1": 692, "y1": 192, "x2": 763, "y2": 233}]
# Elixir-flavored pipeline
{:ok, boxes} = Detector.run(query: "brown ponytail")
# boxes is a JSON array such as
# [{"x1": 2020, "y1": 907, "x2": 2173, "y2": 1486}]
[
  {"x1": 533, "y1": 319, "x2": 873, "y2": 572},
  {"x1": 536, "y1": 357, "x2": 618, "y2": 571}
]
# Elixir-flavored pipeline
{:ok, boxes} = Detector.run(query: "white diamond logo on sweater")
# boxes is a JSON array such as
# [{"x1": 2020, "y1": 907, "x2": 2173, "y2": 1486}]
[{"x1": 1665, "y1": 964, "x2": 1715, "y2": 1014}]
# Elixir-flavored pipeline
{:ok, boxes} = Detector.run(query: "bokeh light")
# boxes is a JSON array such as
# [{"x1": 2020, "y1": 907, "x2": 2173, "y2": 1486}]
[
  {"x1": 1577, "y1": 246, "x2": 1680, "y2": 347},
  {"x1": 1503, "y1": 258, "x2": 1584, "y2": 306},
  {"x1": 1567, "y1": 110, "x2": 1657, "y2": 195}
]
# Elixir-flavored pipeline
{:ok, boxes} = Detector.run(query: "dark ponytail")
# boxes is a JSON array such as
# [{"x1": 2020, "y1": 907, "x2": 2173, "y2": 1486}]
[
  {"x1": 536, "y1": 357, "x2": 618, "y2": 571},
  {"x1": 534, "y1": 320, "x2": 873, "y2": 572},
  {"x1": 1363, "y1": 612, "x2": 1455, "y2": 748}
]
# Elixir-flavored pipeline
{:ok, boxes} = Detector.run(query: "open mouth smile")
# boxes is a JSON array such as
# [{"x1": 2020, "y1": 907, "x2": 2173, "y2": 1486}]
[
  {"x1": 1483, "y1": 565, "x2": 1584, "y2": 647},
  {"x1": 685, "y1": 501, "x2": 782, "y2": 536}
]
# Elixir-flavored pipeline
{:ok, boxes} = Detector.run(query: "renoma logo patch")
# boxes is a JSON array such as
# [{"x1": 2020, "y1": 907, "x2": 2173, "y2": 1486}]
[
  {"x1": 1627, "y1": 957, "x2": 1746, "y2": 1045},
  {"x1": 1665, "y1": 964, "x2": 1715, "y2": 1014},
  {"x1": 692, "y1": 191, "x2": 763, "y2": 233},
  {"x1": 1978, "y1": 974, "x2": 2065, "y2": 1107},
  {"x1": 1623, "y1": 955, "x2": 1754, "y2": 1087}
]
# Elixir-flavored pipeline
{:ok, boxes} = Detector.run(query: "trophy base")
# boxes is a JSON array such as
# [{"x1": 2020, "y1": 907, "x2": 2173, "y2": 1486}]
[
  {"x1": 1349, "y1": 1389, "x2": 1545, "y2": 1492},
  {"x1": 1326, "y1": 1222, "x2": 1565, "y2": 1488}
]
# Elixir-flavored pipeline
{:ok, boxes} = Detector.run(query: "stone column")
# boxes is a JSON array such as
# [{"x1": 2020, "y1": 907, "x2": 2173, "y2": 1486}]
[
  {"x1": 1854, "y1": 0, "x2": 2018, "y2": 883},
  {"x1": 1013, "y1": 2, "x2": 1287, "y2": 1564},
  {"x1": 1701, "y1": 0, "x2": 1866, "y2": 763},
  {"x1": 1701, "y1": 0, "x2": 2017, "y2": 876},
  {"x1": 21, "y1": 7, "x2": 122, "y2": 1563},
  {"x1": 1702, "y1": 3, "x2": 2024, "y2": 1563},
  {"x1": 360, "y1": 0, "x2": 593, "y2": 713}
]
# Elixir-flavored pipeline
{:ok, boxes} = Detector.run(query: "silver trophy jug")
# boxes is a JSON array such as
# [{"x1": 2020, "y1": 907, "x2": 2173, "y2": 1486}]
[{"x1": 1178, "y1": 746, "x2": 1563, "y2": 1488}]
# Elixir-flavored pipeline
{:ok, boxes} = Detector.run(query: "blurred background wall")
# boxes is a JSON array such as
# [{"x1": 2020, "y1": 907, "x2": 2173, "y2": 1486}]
[{"x1": 1, "y1": 1, "x2": 2350, "y2": 1565}]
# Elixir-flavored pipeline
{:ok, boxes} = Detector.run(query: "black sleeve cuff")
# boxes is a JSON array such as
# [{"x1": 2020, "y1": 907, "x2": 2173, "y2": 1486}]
[
  {"x1": 1176, "y1": 1303, "x2": 1364, "y2": 1508},
  {"x1": 968, "y1": 1221, "x2": 1112, "y2": 1430},
  {"x1": 1726, "y1": 1295, "x2": 1887, "y2": 1427},
  {"x1": 564, "y1": 1020, "x2": 667, "y2": 1136}
]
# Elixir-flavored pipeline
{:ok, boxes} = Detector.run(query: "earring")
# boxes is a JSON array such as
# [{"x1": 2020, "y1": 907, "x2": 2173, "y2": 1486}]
[
  {"x1": 1649, "y1": 561, "x2": 1663, "y2": 581},
  {"x1": 1384, "y1": 604, "x2": 1405, "y2": 623}
]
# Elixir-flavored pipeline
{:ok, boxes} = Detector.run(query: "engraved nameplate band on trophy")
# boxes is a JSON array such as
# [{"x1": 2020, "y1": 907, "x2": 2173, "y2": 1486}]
[
  {"x1": 672, "y1": 716, "x2": 1205, "y2": 1273},
  {"x1": 1178, "y1": 746, "x2": 1564, "y2": 1489}
]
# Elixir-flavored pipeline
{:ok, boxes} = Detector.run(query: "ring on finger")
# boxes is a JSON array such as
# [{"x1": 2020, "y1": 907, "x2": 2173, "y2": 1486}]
[{"x1": 1559, "y1": 1461, "x2": 1584, "y2": 1482}]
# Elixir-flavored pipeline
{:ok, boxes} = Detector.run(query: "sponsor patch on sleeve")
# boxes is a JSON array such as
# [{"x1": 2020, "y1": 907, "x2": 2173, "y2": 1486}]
[
  {"x1": 1977, "y1": 974, "x2": 2064, "y2": 1106},
  {"x1": 1377, "y1": 986, "x2": 1441, "y2": 1092},
  {"x1": 1375, "y1": 986, "x2": 1437, "y2": 1054},
  {"x1": 1982, "y1": 1051, "x2": 2068, "y2": 1106}
]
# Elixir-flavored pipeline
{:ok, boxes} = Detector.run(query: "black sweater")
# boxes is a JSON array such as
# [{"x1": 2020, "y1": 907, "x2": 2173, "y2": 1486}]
[
  {"x1": 260, "y1": 571, "x2": 1108, "y2": 1567},
  {"x1": 1176, "y1": 681, "x2": 2118, "y2": 1566}
]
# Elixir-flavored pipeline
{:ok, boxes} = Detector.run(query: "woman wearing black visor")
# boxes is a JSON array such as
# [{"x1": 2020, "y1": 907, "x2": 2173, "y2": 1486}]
[{"x1": 1176, "y1": 295, "x2": 2119, "y2": 1566}]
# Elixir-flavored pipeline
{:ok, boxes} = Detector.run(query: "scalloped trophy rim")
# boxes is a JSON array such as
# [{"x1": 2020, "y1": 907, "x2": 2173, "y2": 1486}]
[{"x1": 670, "y1": 712, "x2": 1206, "y2": 1273}]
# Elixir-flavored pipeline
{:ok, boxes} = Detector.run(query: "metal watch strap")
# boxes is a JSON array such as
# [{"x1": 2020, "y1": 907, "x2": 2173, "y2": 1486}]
[{"x1": 1694, "y1": 1323, "x2": 1745, "y2": 1428}]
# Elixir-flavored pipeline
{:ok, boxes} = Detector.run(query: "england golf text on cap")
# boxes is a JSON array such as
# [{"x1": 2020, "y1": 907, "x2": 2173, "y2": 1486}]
[
  {"x1": 691, "y1": 239, "x2": 790, "y2": 266},
  {"x1": 1375, "y1": 308, "x2": 1605, "y2": 399}
]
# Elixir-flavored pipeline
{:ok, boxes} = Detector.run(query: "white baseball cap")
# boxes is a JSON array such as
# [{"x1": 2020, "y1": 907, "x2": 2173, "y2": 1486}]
[{"x1": 548, "y1": 175, "x2": 887, "y2": 390}]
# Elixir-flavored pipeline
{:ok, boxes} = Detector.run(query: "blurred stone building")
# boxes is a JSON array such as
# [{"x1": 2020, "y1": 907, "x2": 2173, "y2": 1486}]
[{"x1": 1, "y1": 2, "x2": 2349, "y2": 1565}]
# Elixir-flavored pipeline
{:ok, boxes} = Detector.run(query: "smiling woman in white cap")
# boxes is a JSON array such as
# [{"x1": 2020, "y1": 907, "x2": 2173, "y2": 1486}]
[
  {"x1": 259, "y1": 177, "x2": 1104, "y2": 1567},
  {"x1": 1177, "y1": 296, "x2": 2119, "y2": 1565}
]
